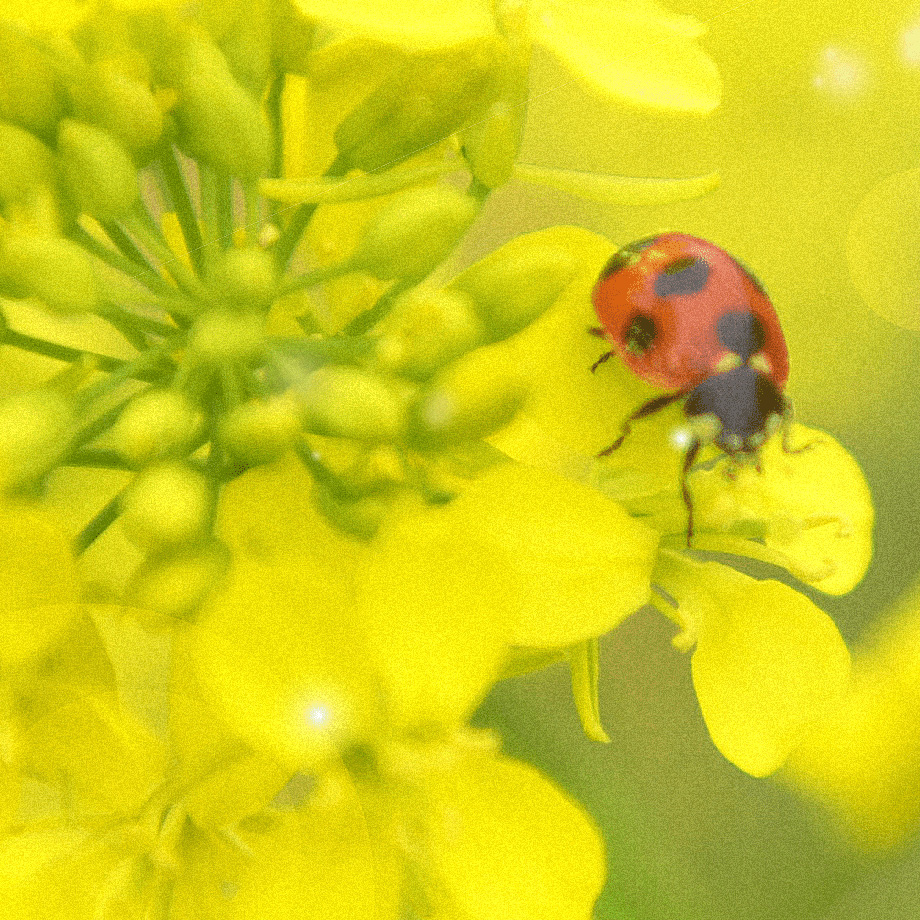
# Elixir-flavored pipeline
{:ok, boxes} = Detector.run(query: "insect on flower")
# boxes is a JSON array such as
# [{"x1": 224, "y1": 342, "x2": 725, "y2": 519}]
[{"x1": 591, "y1": 232, "x2": 805, "y2": 545}]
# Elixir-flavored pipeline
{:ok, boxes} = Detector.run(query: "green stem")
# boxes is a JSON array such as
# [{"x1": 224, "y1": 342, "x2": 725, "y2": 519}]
[
  {"x1": 158, "y1": 145, "x2": 206, "y2": 276},
  {"x1": 214, "y1": 171, "x2": 235, "y2": 251},
  {"x1": 71, "y1": 224, "x2": 172, "y2": 297},
  {"x1": 266, "y1": 70, "x2": 285, "y2": 182},
  {"x1": 73, "y1": 492, "x2": 124, "y2": 555},
  {"x1": 101, "y1": 219, "x2": 160, "y2": 276},
  {"x1": 343, "y1": 278, "x2": 412, "y2": 336},
  {"x1": 3, "y1": 328, "x2": 141, "y2": 374},
  {"x1": 95, "y1": 303, "x2": 150, "y2": 351},
  {"x1": 64, "y1": 448, "x2": 134, "y2": 471},
  {"x1": 277, "y1": 260, "x2": 354, "y2": 296},
  {"x1": 243, "y1": 181, "x2": 261, "y2": 245}
]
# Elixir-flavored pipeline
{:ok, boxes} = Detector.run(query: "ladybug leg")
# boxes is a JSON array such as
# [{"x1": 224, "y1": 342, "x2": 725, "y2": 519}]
[
  {"x1": 779, "y1": 400, "x2": 820, "y2": 455},
  {"x1": 588, "y1": 326, "x2": 606, "y2": 338},
  {"x1": 598, "y1": 390, "x2": 687, "y2": 456},
  {"x1": 681, "y1": 439, "x2": 702, "y2": 548},
  {"x1": 591, "y1": 350, "x2": 614, "y2": 373}
]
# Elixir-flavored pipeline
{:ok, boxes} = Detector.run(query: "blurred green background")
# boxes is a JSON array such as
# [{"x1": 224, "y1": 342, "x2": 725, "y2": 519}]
[{"x1": 472, "y1": 1, "x2": 920, "y2": 917}]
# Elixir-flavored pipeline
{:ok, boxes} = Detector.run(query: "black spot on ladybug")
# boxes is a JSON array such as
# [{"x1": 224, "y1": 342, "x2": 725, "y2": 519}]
[
  {"x1": 684, "y1": 365, "x2": 785, "y2": 453},
  {"x1": 625, "y1": 314, "x2": 656, "y2": 354},
  {"x1": 598, "y1": 236, "x2": 661, "y2": 280},
  {"x1": 654, "y1": 258, "x2": 710, "y2": 297},
  {"x1": 716, "y1": 311, "x2": 766, "y2": 362}
]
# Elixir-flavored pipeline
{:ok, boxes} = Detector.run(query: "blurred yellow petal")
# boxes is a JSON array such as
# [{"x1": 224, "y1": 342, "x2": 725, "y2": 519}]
[
  {"x1": 1, "y1": 1, "x2": 87, "y2": 32},
  {"x1": 446, "y1": 463, "x2": 658, "y2": 647},
  {"x1": 290, "y1": 0, "x2": 496, "y2": 50},
  {"x1": 692, "y1": 425, "x2": 874, "y2": 595},
  {"x1": 423, "y1": 752, "x2": 605, "y2": 920},
  {"x1": 356, "y1": 502, "x2": 520, "y2": 730},
  {"x1": 216, "y1": 452, "x2": 361, "y2": 567},
  {"x1": 786, "y1": 578, "x2": 920, "y2": 849},
  {"x1": 531, "y1": 0, "x2": 721, "y2": 112},
  {"x1": 678, "y1": 560, "x2": 851, "y2": 777},
  {"x1": 229, "y1": 770, "x2": 398, "y2": 920},
  {"x1": 190, "y1": 558, "x2": 382, "y2": 769}
]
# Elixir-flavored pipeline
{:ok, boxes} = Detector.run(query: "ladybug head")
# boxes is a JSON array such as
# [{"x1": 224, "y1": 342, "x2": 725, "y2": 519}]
[{"x1": 683, "y1": 365, "x2": 786, "y2": 454}]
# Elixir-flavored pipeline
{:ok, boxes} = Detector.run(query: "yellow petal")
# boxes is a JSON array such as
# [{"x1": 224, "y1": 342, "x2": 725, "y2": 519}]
[
  {"x1": 692, "y1": 425, "x2": 874, "y2": 595},
  {"x1": 424, "y1": 752, "x2": 606, "y2": 920},
  {"x1": 290, "y1": 0, "x2": 496, "y2": 50},
  {"x1": 356, "y1": 501, "x2": 520, "y2": 729},
  {"x1": 532, "y1": 0, "x2": 721, "y2": 112},
  {"x1": 683, "y1": 560, "x2": 851, "y2": 777},
  {"x1": 785, "y1": 577, "x2": 920, "y2": 849},
  {"x1": 446, "y1": 463, "x2": 658, "y2": 647},
  {"x1": 190, "y1": 558, "x2": 382, "y2": 769}
]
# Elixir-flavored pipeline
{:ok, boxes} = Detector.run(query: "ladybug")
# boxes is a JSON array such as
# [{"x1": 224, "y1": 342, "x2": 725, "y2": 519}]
[{"x1": 591, "y1": 232, "x2": 800, "y2": 545}]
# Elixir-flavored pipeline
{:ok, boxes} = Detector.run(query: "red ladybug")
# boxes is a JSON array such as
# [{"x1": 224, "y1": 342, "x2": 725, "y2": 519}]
[{"x1": 591, "y1": 232, "x2": 799, "y2": 545}]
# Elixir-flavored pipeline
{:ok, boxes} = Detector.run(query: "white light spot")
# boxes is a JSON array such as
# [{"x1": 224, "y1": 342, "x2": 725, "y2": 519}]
[
  {"x1": 899, "y1": 17, "x2": 920, "y2": 65},
  {"x1": 811, "y1": 46, "x2": 870, "y2": 98},
  {"x1": 306, "y1": 702, "x2": 331, "y2": 728},
  {"x1": 422, "y1": 392, "x2": 453, "y2": 428},
  {"x1": 670, "y1": 426, "x2": 692, "y2": 451}
]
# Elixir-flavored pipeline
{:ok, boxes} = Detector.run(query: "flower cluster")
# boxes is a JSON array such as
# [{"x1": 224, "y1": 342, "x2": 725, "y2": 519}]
[{"x1": 0, "y1": 0, "x2": 876, "y2": 916}]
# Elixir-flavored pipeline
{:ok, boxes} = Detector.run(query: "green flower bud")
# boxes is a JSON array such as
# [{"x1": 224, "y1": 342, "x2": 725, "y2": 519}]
[
  {"x1": 450, "y1": 232, "x2": 580, "y2": 341},
  {"x1": 210, "y1": 246, "x2": 277, "y2": 310},
  {"x1": 373, "y1": 287, "x2": 483, "y2": 379},
  {"x1": 0, "y1": 390, "x2": 72, "y2": 491},
  {"x1": 334, "y1": 41, "x2": 504, "y2": 173},
  {"x1": 0, "y1": 232, "x2": 99, "y2": 313},
  {"x1": 407, "y1": 342, "x2": 527, "y2": 447},
  {"x1": 130, "y1": 541, "x2": 230, "y2": 621},
  {"x1": 0, "y1": 24, "x2": 63, "y2": 136},
  {"x1": 313, "y1": 484, "x2": 393, "y2": 541},
  {"x1": 220, "y1": 395, "x2": 301, "y2": 465},
  {"x1": 112, "y1": 389, "x2": 203, "y2": 466},
  {"x1": 461, "y1": 100, "x2": 525, "y2": 189},
  {"x1": 0, "y1": 121, "x2": 57, "y2": 207},
  {"x1": 72, "y1": 60, "x2": 165, "y2": 155},
  {"x1": 188, "y1": 310, "x2": 265, "y2": 366},
  {"x1": 351, "y1": 185, "x2": 479, "y2": 283},
  {"x1": 174, "y1": 33, "x2": 270, "y2": 179},
  {"x1": 300, "y1": 366, "x2": 406, "y2": 443},
  {"x1": 121, "y1": 462, "x2": 212, "y2": 551},
  {"x1": 58, "y1": 119, "x2": 139, "y2": 220}
]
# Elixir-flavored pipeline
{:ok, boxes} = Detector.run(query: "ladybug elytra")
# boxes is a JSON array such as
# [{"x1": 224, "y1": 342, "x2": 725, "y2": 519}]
[{"x1": 591, "y1": 232, "x2": 801, "y2": 545}]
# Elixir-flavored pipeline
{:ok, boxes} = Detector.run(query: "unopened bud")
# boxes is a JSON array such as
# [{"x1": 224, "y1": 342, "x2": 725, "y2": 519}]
[
  {"x1": 113, "y1": 389, "x2": 203, "y2": 466},
  {"x1": 450, "y1": 232, "x2": 579, "y2": 341},
  {"x1": 121, "y1": 462, "x2": 212, "y2": 551},
  {"x1": 210, "y1": 246, "x2": 276, "y2": 310},
  {"x1": 74, "y1": 60, "x2": 165, "y2": 155},
  {"x1": 220, "y1": 395, "x2": 301, "y2": 465},
  {"x1": 1, "y1": 232, "x2": 99, "y2": 313},
  {"x1": 373, "y1": 287, "x2": 483, "y2": 378},
  {"x1": 174, "y1": 33, "x2": 270, "y2": 179},
  {"x1": 300, "y1": 366, "x2": 405, "y2": 442},
  {"x1": 0, "y1": 121, "x2": 56, "y2": 207},
  {"x1": 0, "y1": 24, "x2": 63, "y2": 136},
  {"x1": 350, "y1": 185, "x2": 479, "y2": 282},
  {"x1": 461, "y1": 100, "x2": 524, "y2": 189},
  {"x1": 58, "y1": 119, "x2": 139, "y2": 220},
  {"x1": 0, "y1": 390, "x2": 72, "y2": 490},
  {"x1": 189, "y1": 309, "x2": 265, "y2": 365},
  {"x1": 408, "y1": 343, "x2": 527, "y2": 447}
]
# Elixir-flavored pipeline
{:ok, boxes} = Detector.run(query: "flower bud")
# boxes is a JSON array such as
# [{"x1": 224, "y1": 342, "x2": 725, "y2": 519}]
[
  {"x1": 0, "y1": 24, "x2": 63, "y2": 136},
  {"x1": 188, "y1": 310, "x2": 265, "y2": 365},
  {"x1": 174, "y1": 33, "x2": 270, "y2": 179},
  {"x1": 0, "y1": 121, "x2": 57, "y2": 207},
  {"x1": 461, "y1": 100, "x2": 525, "y2": 189},
  {"x1": 407, "y1": 342, "x2": 527, "y2": 447},
  {"x1": 112, "y1": 389, "x2": 203, "y2": 466},
  {"x1": 350, "y1": 185, "x2": 479, "y2": 282},
  {"x1": 0, "y1": 390, "x2": 72, "y2": 491},
  {"x1": 450, "y1": 233, "x2": 580, "y2": 341},
  {"x1": 130, "y1": 541, "x2": 230, "y2": 621},
  {"x1": 373, "y1": 287, "x2": 483, "y2": 379},
  {"x1": 220, "y1": 395, "x2": 301, "y2": 465},
  {"x1": 120, "y1": 462, "x2": 212, "y2": 551},
  {"x1": 72, "y1": 59, "x2": 165, "y2": 155},
  {"x1": 209, "y1": 246, "x2": 276, "y2": 310},
  {"x1": 0, "y1": 232, "x2": 99, "y2": 313},
  {"x1": 58, "y1": 119, "x2": 139, "y2": 220},
  {"x1": 299, "y1": 366, "x2": 406, "y2": 443}
]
